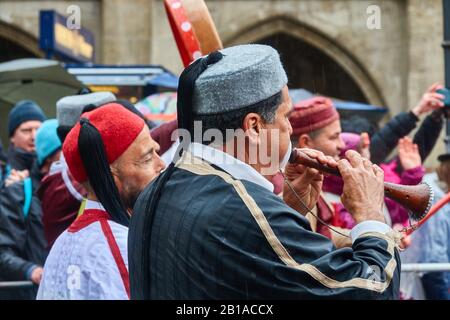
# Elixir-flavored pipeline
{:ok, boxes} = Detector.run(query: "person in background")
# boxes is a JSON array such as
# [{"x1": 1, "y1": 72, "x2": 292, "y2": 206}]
[
  {"x1": 280, "y1": 96, "x2": 349, "y2": 246},
  {"x1": 0, "y1": 139, "x2": 7, "y2": 184},
  {"x1": 150, "y1": 119, "x2": 178, "y2": 164},
  {"x1": 38, "y1": 92, "x2": 115, "y2": 249},
  {"x1": 400, "y1": 153, "x2": 450, "y2": 300},
  {"x1": 380, "y1": 137, "x2": 425, "y2": 227},
  {"x1": 410, "y1": 154, "x2": 450, "y2": 300},
  {"x1": 5, "y1": 100, "x2": 46, "y2": 187},
  {"x1": 342, "y1": 82, "x2": 445, "y2": 165},
  {"x1": 0, "y1": 119, "x2": 61, "y2": 299},
  {"x1": 37, "y1": 103, "x2": 165, "y2": 300}
]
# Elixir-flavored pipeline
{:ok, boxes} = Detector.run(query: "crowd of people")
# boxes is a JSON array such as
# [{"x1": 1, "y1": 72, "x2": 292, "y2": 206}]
[{"x1": 0, "y1": 44, "x2": 449, "y2": 300}]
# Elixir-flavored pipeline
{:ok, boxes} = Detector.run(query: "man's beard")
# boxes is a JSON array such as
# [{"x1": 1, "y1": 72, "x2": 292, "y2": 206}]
[{"x1": 120, "y1": 184, "x2": 141, "y2": 212}]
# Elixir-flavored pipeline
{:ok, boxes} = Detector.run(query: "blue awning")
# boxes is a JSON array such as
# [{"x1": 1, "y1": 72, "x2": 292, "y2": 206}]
[
  {"x1": 333, "y1": 101, "x2": 387, "y2": 113},
  {"x1": 148, "y1": 72, "x2": 179, "y2": 89}
]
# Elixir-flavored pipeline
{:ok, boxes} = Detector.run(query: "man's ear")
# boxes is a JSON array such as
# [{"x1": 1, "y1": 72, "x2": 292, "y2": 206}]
[
  {"x1": 242, "y1": 112, "x2": 262, "y2": 144},
  {"x1": 298, "y1": 134, "x2": 313, "y2": 148},
  {"x1": 109, "y1": 163, "x2": 121, "y2": 181},
  {"x1": 110, "y1": 165, "x2": 123, "y2": 193}
]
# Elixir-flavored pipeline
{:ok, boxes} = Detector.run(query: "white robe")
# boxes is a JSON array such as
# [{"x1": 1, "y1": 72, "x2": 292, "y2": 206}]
[{"x1": 36, "y1": 200, "x2": 129, "y2": 300}]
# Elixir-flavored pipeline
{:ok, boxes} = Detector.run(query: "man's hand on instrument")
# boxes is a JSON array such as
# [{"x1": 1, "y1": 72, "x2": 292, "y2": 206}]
[
  {"x1": 338, "y1": 150, "x2": 385, "y2": 224},
  {"x1": 283, "y1": 148, "x2": 337, "y2": 215},
  {"x1": 393, "y1": 223, "x2": 412, "y2": 249}
]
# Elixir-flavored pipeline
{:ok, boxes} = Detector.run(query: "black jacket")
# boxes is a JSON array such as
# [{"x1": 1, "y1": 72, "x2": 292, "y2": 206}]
[
  {"x1": 0, "y1": 140, "x2": 7, "y2": 163},
  {"x1": 0, "y1": 180, "x2": 47, "y2": 299},
  {"x1": 370, "y1": 110, "x2": 443, "y2": 164},
  {"x1": 7, "y1": 147, "x2": 35, "y2": 172},
  {"x1": 6, "y1": 147, "x2": 42, "y2": 188}
]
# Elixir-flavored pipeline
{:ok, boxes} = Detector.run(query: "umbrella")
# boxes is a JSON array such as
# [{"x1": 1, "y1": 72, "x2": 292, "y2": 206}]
[
  {"x1": 136, "y1": 92, "x2": 177, "y2": 126},
  {"x1": 0, "y1": 58, "x2": 84, "y2": 143}
]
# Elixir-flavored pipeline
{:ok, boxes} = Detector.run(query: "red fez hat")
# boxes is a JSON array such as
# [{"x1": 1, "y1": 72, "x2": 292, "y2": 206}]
[
  {"x1": 288, "y1": 96, "x2": 339, "y2": 136},
  {"x1": 63, "y1": 103, "x2": 145, "y2": 183}
]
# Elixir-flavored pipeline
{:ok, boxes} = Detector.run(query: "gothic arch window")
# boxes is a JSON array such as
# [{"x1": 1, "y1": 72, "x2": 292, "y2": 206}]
[
  {"x1": 0, "y1": 20, "x2": 42, "y2": 63},
  {"x1": 223, "y1": 16, "x2": 385, "y2": 106}
]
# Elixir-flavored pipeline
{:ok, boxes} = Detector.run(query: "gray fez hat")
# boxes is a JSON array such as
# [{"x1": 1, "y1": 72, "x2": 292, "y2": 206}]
[
  {"x1": 192, "y1": 44, "x2": 288, "y2": 115},
  {"x1": 56, "y1": 92, "x2": 116, "y2": 127}
]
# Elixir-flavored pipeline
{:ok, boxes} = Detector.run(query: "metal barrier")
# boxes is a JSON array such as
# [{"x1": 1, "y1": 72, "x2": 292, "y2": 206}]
[
  {"x1": 401, "y1": 263, "x2": 450, "y2": 273},
  {"x1": 0, "y1": 264, "x2": 449, "y2": 289},
  {"x1": 0, "y1": 281, "x2": 33, "y2": 289}
]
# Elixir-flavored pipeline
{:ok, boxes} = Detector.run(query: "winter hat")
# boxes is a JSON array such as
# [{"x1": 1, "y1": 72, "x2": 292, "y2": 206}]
[
  {"x1": 63, "y1": 103, "x2": 145, "y2": 183},
  {"x1": 56, "y1": 92, "x2": 116, "y2": 128},
  {"x1": 8, "y1": 100, "x2": 47, "y2": 137},
  {"x1": 289, "y1": 97, "x2": 339, "y2": 136},
  {"x1": 36, "y1": 119, "x2": 61, "y2": 166},
  {"x1": 192, "y1": 44, "x2": 288, "y2": 116}
]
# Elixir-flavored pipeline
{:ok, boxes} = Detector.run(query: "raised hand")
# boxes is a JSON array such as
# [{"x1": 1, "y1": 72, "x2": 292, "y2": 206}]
[
  {"x1": 398, "y1": 137, "x2": 421, "y2": 170},
  {"x1": 411, "y1": 82, "x2": 445, "y2": 116},
  {"x1": 359, "y1": 132, "x2": 371, "y2": 159}
]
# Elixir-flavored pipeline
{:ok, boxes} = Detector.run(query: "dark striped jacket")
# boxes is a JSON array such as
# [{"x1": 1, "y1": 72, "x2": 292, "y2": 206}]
[{"x1": 129, "y1": 151, "x2": 401, "y2": 300}]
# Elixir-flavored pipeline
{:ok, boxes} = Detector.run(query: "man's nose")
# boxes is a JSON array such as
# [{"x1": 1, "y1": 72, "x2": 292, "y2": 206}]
[
  {"x1": 337, "y1": 136, "x2": 345, "y2": 150},
  {"x1": 31, "y1": 129, "x2": 37, "y2": 140},
  {"x1": 158, "y1": 156, "x2": 166, "y2": 172},
  {"x1": 288, "y1": 120, "x2": 293, "y2": 136}
]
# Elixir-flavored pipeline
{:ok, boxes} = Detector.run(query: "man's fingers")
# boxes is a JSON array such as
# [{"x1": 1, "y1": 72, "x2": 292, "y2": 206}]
[
  {"x1": 337, "y1": 158, "x2": 352, "y2": 177},
  {"x1": 345, "y1": 150, "x2": 363, "y2": 168},
  {"x1": 303, "y1": 167, "x2": 321, "y2": 181},
  {"x1": 362, "y1": 158, "x2": 372, "y2": 171},
  {"x1": 288, "y1": 163, "x2": 320, "y2": 180},
  {"x1": 430, "y1": 92, "x2": 445, "y2": 100},
  {"x1": 403, "y1": 136, "x2": 412, "y2": 143},
  {"x1": 398, "y1": 137, "x2": 404, "y2": 149},
  {"x1": 300, "y1": 168, "x2": 324, "y2": 188},
  {"x1": 18, "y1": 170, "x2": 28, "y2": 179},
  {"x1": 299, "y1": 148, "x2": 338, "y2": 168},
  {"x1": 428, "y1": 82, "x2": 439, "y2": 92},
  {"x1": 288, "y1": 163, "x2": 307, "y2": 174},
  {"x1": 372, "y1": 163, "x2": 384, "y2": 178},
  {"x1": 428, "y1": 82, "x2": 444, "y2": 93},
  {"x1": 324, "y1": 155, "x2": 338, "y2": 168},
  {"x1": 301, "y1": 148, "x2": 324, "y2": 159}
]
